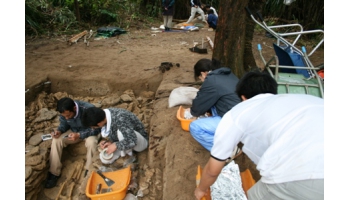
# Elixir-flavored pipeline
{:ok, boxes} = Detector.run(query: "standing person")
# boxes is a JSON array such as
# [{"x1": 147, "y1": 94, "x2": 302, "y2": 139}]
[
  {"x1": 82, "y1": 107, "x2": 148, "y2": 164},
  {"x1": 194, "y1": 71, "x2": 324, "y2": 200},
  {"x1": 186, "y1": 0, "x2": 207, "y2": 24},
  {"x1": 162, "y1": 0, "x2": 175, "y2": 31},
  {"x1": 206, "y1": 9, "x2": 218, "y2": 30},
  {"x1": 187, "y1": 58, "x2": 241, "y2": 152},
  {"x1": 45, "y1": 97, "x2": 101, "y2": 188}
]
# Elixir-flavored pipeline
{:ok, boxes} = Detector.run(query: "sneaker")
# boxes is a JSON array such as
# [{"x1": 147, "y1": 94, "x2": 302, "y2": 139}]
[{"x1": 44, "y1": 172, "x2": 61, "y2": 188}]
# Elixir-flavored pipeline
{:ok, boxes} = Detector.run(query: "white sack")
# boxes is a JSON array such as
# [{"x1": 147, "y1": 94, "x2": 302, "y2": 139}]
[{"x1": 168, "y1": 87, "x2": 199, "y2": 108}]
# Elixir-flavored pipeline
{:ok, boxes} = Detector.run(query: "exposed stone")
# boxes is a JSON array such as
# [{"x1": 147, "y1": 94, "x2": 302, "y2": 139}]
[
  {"x1": 25, "y1": 170, "x2": 41, "y2": 185},
  {"x1": 25, "y1": 187, "x2": 38, "y2": 199},
  {"x1": 25, "y1": 166, "x2": 33, "y2": 180},
  {"x1": 39, "y1": 140, "x2": 52, "y2": 150},
  {"x1": 26, "y1": 146, "x2": 40, "y2": 157},
  {"x1": 140, "y1": 91, "x2": 155, "y2": 99},
  {"x1": 32, "y1": 160, "x2": 48, "y2": 171},
  {"x1": 33, "y1": 108, "x2": 57, "y2": 123},
  {"x1": 144, "y1": 168, "x2": 155, "y2": 182},
  {"x1": 133, "y1": 106, "x2": 141, "y2": 116},
  {"x1": 39, "y1": 148, "x2": 50, "y2": 161},
  {"x1": 101, "y1": 94, "x2": 121, "y2": 107},
  {"x1": 137, "y1": 114, "x2": 144, "y2": 121},
  {"x1": 120, "y1": 94, "x2": 133, "y2": 102},
  {"x1": 25, "y1": 144, "x2": 36, "y2": 152},
  {"x1": 127, "y1": 102, "x2": 134, "y2": 112},
  {"x1": 26, "y1": 131, "x2": 34, "y2": 140},
  {"x1": 28, "y1": 133, "x2": 43, "y2": 146},
  {"x1": 117, "y1": 103, "x2": 128, "y2": 110},
  {"x1": 25, "y1": 154, "x2": 43, "y2": 166},
  {"x1": 123, "y1": 89, "x2": 135, "y2": 98},
  {"x1": 53, "y1": 92, "x2": 69, "y2": 101}
]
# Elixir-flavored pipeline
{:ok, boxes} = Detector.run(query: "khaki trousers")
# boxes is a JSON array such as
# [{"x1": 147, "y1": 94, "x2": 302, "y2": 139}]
[
  {"x1": 49, "y1": 131, "x2": 99, "y2": 176},
  {"x1": 186, "y1": 7, "x2": 206, "y2": 24},
  {"x1": 163, "y1": 15, "x2": 173, "y2": 28}
]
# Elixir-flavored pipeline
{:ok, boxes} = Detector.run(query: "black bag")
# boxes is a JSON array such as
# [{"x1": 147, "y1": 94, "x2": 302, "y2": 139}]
[{"x1": 96, "y1": 27, "x2": 127, "y2": 37}]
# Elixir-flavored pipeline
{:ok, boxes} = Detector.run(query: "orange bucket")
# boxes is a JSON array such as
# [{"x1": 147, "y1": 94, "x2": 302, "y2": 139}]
[
  {"x1": 176, "y1": 106, "x2": 196, "y2": 131},
  {"x1": 86, "y1": 166, "x2": 131, "y2": 200},
  {"x1": 240, "y1": 169, "x2": 256, "y2": 197}
]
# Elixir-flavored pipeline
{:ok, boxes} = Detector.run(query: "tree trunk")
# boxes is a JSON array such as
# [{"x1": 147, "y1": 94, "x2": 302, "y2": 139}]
[
  {"x1": 74, "y1": 0, "x2": 80, "y2": 22},
  {"x1": 212, "y1": 0, "x2": 265, "y2": 78}
]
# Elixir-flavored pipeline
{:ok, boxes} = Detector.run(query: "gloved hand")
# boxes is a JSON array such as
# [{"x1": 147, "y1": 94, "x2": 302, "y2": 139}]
[{"x1": 184, "y1": 109, "x2": 194, "y2": 119}]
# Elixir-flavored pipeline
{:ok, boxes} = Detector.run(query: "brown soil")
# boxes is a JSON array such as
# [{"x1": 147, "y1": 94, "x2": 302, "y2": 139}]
[{"x1": 25, "y1": 20, "x2": 324, "y2": 200}]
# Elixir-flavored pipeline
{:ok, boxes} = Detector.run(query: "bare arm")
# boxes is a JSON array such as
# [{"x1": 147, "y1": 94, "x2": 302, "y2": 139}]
[{"x1": 195, "y1": 157, "x2": 226, "y2": 199}]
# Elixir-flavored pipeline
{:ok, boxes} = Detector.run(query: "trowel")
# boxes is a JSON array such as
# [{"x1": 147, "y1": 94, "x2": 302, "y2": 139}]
[{"x1": 96, "y1": 170, "x2": 115, "y2": 187}]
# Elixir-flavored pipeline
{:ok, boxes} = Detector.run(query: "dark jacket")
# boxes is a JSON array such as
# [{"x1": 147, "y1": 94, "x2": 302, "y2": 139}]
[
  {"x1": 57, "y1": 100, "x2": 101, "y2": 139},
  {"x1": 191, "y1": 67, "x2": 241, "y2": 117},
  {"x1": 207, "y1": 14, "x2": 218, "y2": 29},
  {"x1": 106, "y1": 108, "x2": 148, "y2": 151},
  {"x1": 162, "y1": 0, "x2": 175, "y2": 16},
  {"x1": 190, "y1": 0, "x2": 201, "y2": 7}
]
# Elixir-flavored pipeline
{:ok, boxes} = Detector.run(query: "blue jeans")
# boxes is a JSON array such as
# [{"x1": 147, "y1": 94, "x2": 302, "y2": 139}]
[{"x1": 189, "y1": 107, "x2": 221, "y2": 151}]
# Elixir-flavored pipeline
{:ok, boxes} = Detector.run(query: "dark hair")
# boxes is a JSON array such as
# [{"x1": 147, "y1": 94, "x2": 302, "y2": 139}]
[
  {"x1": 81, "y1": 107, "x2": 106, "y2": 127},
  {"x1": 193, "y1": 58, "x2": 222, "y2": 80},
  {"x1": 56, "y1": 97, "x2": 75, "y2": 113},
  {"x1": 236, "y1": 71, "x2": 278, "y2": 99},
  {"x1": 208, "y1": 9, "x2": 214, "y2": 14},
  {"x1": 205, "y1": 5, "x2": 211, "y2": 9}
]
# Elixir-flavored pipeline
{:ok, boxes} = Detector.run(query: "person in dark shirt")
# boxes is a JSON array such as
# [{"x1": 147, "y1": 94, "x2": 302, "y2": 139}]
[
  {"x1": 207, "y1": 9, "x2": 218, "y2": 30},
  {"x1": 162, "y1": 0, "x2": 175, "y2": 31},
  {"x1": 187, "y1": 59, "x2": 241, "y2": 151},
  {"x1": 45, "y1": 97, "x2": 101, "y2": 188}
]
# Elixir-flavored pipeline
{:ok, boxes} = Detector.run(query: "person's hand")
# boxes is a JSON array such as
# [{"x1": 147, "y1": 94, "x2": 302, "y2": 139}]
[
  {"x1": 105, "y1": 142, "x2": 117, "y2": 154},
  {"x1": 67, "y1": 132, "x2": 80, "y2": 141},
  {"x1": 100, "y1": 140, "x2": 110, "y2": 148},
  {"x1": 195, "y1": 5, "x2": 198, "y2": 8},
  {"x1": 51, "y1": 129, "x2": 62, "y2": 139},
  {"x1": 165, "y1": 7, "x2": 168, "y2": 10},
  {"x1": 194, "y1": 187, "x2": 208, "y2": 200}
]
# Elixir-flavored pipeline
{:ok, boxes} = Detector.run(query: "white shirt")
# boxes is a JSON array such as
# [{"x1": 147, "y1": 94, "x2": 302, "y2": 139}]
[
  {"x1": 211, "y1": 94, "x2": 324, "y2": 184},
  {"x1": 210, "y1": 7, "x2": 218, "y2": 17},
  {"x1": 101, "y1": 109, "x2": 112, "y2": 138}
]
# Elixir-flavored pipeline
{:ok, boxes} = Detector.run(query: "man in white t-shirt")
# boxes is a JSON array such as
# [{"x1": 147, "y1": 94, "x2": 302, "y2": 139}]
[{"x1": 195, "y1": 71, "x2": 324, "y2": 200}]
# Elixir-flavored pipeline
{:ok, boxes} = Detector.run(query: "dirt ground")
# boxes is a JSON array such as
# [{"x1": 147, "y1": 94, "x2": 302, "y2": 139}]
[{"x1": 25, "y1": 19, "x2": 324, "y2": 200}]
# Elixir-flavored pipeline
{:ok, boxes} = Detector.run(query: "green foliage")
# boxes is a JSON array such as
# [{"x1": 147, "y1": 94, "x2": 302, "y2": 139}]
[
  {"x1": 146, "y1": 3, "x2": 161, "y2": 18},
  {"x1": 262, "y1": 0, "x2": 324, "y2": 30},
  {"x1": 25, "y1": 0, "x2": 78, "y2": 36},
  {"x1": 52, "y1": 7, "x2": 77, "y2": 30}
]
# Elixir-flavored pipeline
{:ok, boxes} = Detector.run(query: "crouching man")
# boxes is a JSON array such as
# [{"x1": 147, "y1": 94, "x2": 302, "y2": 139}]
[{"x1": 82, "y1": 107, "x2": 148, "y2": 164}]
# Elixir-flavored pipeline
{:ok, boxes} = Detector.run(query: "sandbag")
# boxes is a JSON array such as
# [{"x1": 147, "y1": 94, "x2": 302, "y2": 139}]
[
  {"x1": 168, "y1": 87, "x2": 199, "y2": 108},
  {"x1": 210, "y1": 160, "x2": 247, "y2": 200}
]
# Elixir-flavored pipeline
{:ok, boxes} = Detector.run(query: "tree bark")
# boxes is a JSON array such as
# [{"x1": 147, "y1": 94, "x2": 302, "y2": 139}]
[
  {"x1": 74, "y1": 0, "x2": 80, "y2": 22},
  {"x1": 212, "y1": 0, "x2": 265, "y2": 78}
]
